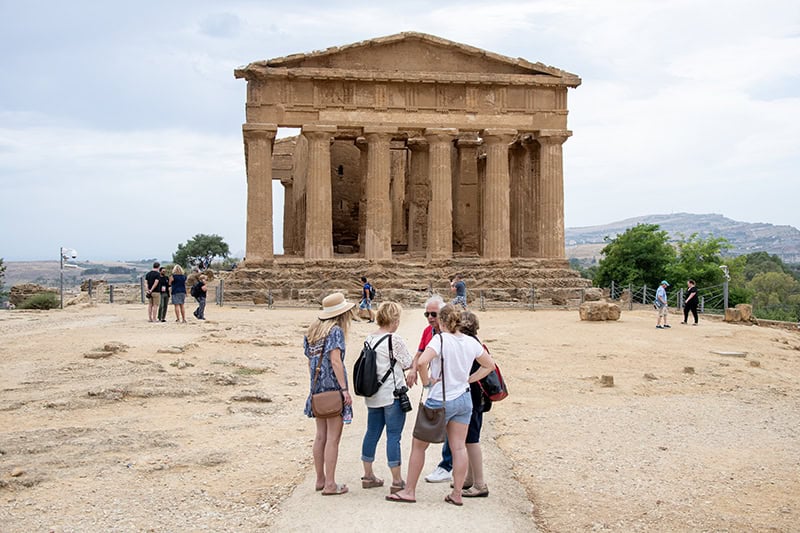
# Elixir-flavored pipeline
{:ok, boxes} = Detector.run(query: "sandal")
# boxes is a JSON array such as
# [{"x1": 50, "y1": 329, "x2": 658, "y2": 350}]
[
  {"x1": 321, "y1": 483, "x2": 349, "y2": 496},
  {"x1": 462, "y1": 485, "x2": 489, "y2": 498},
  {"x1": 361, "y1": 476, "x2": 384, "y2": 489},
  {"x1": 390, "y1": 480, "x2": 405, "y2": 494}
]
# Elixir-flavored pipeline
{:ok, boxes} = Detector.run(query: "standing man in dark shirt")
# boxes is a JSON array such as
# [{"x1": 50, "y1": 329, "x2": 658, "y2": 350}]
[
  {"x1": 157, "y1": 267, "x2": 170, "y2": 323},
  {"x1": 144, "y1": 262, "x2": 161, "y2": 323},
  {"x1": 681, "y1": 279, "x2": 699, "y2": 326},
  {"x1": 450, "y1": 274, "x2": 467, "y2": 309},
  {"x1": 360, "y1": 276, "x2": 376, "y2": 323}
]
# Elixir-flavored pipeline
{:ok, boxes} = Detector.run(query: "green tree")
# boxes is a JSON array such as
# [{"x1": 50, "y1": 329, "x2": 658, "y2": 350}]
[
  {"x1": 172, "y1": 234, "x2": 230, "y2": 270},
  {"x1": 748, "y1": 271, "x2": 799, "y2": 308},
  {"x1": 594, "y1": 224, "x2": 675, "y2": 288},
  {"x1": 741, "y1": 252, "x2": 796, "y2": 282},
  {"x1": 665, "y1": 233, "x2": 731, "y2": 288}
]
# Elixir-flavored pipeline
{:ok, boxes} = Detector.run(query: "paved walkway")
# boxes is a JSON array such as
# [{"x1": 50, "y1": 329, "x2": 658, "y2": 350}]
[{"x1": 268, "y1": 398, "x2": 537, "y2": 531}]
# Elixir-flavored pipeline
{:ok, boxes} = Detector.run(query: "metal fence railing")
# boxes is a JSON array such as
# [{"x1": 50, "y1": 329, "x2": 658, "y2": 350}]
[{"x1": 606, "y1": 280, "x2": 730, "y2": 315}]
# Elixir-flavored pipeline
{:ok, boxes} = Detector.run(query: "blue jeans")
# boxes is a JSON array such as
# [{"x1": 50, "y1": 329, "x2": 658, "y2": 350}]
[
  {"x1": 361, "y1": 399, "x2": 407, "y2": 467},
  {"x1": 195, "y1": 296, "x2": 206, "y2": 319}
]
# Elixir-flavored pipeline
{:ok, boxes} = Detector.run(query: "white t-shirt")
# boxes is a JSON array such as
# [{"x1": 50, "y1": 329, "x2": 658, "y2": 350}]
[
  {"x1": 425, "y1": 332, "x2": 484, "y2": 402},
  {"x1": 363, "y1": 333, "x2": 413, "y2": 408}
]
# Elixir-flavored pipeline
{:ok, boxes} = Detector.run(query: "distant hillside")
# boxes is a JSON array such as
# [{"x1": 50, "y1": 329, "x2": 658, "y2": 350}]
[{"x1": 566, "y1": 213, "x2": 800, "y2": 263}]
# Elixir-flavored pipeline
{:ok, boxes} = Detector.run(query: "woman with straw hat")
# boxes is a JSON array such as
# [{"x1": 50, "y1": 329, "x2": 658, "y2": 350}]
[{"x1": 304, "y1": 292, "x2": 356, "y2": 496}]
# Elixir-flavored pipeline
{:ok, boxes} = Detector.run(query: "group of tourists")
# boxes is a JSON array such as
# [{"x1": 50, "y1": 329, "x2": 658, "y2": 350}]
[
  {"x1": 144, "y1": 261, "x2": 207, "y2": 322},
  {"x1": 303, "y1": 291, "x2": 496, "y2": 506},
  {"x1": 654, "y1": 279, "x2": 700, "y2": 329}
]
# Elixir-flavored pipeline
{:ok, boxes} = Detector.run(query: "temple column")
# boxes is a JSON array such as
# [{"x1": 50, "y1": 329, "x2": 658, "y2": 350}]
[
  {"x1": 406, "y1": 138, "x2": 429, "y2": 253},
  {"x1": 302, "y1": 125, "x2": 337, "y2": 260},
  {"x1": 355, "y1": 137, "x2": 368, "y2": 253},
  {"x1": 522, "y1": 135, "x2": 540, "y2": 257},
  {"x1": 364, "y1": 126, "x2": 397, "y2": 260},
  {"x1": 281, "y1": 178, "x2": 294, "y2": 254},
  {"x1": 390, "y1": 141, "x2": 408, "y2": 248},
  {"x1": 425, "y1": 128, "x2": 457, "y2": 260},
  {"x1": 455, "y1": 134, "x2": 481, "y2": 253},
  {"x1": 509, "y1": 140, "x2": 527, "y2": 257},
  {"x1": 242, "y1": 123, "x2": 277, "y2": 265},
  {"x1": 481, "y1": 128, "x2": 516, "y2": 260},
  {"x1": 535, "y1": 129, "x2": 572, "y2": 258}
]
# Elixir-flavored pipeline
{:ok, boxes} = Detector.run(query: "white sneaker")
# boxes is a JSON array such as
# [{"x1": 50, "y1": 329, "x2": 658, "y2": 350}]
[{"x1": 425, "y1": 466, "x2": 452, "y2": 483}]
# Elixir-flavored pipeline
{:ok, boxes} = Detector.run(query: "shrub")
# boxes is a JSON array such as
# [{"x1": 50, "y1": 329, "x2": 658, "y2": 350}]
[{"x1": 19, "y1": 292, "x2": 60, "y2": 310}]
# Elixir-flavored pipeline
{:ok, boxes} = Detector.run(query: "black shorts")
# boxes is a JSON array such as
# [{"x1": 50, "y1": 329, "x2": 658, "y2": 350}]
[{"x1": 466, "y1": 406, "x2": 484, "y2": 444}]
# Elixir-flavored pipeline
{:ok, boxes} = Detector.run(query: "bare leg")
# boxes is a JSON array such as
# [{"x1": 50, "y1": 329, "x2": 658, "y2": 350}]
[
  {"x1": 447, "y1": 421, "x2": 469, "y2": 504},
  {"x1": 390, "y1": 437, "x2": 429, "y2": 501},
  {"x1": 313, "y1": 418, "x2": 328, "y2": 490},
  {"x1": 465, "y1": 442, "x2": 485, "y2": 489},
  {"x1": 322, "y1": 416, "x2": 344, "y2": 492},
  {"x1": 389, "y1": 465, "x2": 403, "y2": 486}
]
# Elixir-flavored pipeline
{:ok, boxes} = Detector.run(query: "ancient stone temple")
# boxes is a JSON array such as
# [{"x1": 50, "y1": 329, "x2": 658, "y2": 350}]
[{"x1": 228, "y1": 32, "x2": 591, "y2": 305}]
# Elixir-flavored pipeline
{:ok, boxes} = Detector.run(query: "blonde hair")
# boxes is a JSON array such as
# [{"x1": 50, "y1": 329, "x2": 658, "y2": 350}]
[
  {"x1": 306, "y1": 308, "x2": 355, "y2": 344},
  {"x1": 376, "y1": 301, "x2": 402, "y2": 328},
  {"x1": 438, "y1": 304, "x2": 461, "y2": 333},
  {"x1": 172, "y1": 265, "x2": 184, "y2": 275}
]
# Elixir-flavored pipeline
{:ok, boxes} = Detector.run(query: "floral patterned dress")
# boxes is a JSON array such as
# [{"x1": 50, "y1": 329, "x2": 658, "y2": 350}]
[{"x1": 304, "y1": 325, "x2": 352, "y2": 421}]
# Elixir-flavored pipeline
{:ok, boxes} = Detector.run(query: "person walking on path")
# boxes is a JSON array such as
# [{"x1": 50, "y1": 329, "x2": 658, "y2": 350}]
[
  {"x1": 681, "y1": 279, "x2": 699, "y2": 326},
  {"x1": 386, "y1": 304, "x2": 495, "y2": 506},
  {"x1": 359, "y1": 301, "x2": 413, "y2": 494},
  {"x1": 144, "y1": 262, "x2": 161, "y2": 323},
  {"x1": 170, "y1": 265, "x2": 187, "y2": 323},
  {"x1": 193, "y1": 274, "x2": 208, "y2": 320},
  {"x1": 303, "y1": 292, "x2": 356, "y2": 496},
  {"x1": 655, "y1": 280, "x2": 671, "y2": 329},
  {"x1": 406, "y1": 295, "x2": 453, "y2": 484},
  {"x1": 450, "y1": 274, "x2": 467, "y2": 310},
  {"x1": 157, "y1": 267, "x2": 170, "y2": 322},
  {"x1": 360, "y1": 276, "x2": 376, "y2": 323}
]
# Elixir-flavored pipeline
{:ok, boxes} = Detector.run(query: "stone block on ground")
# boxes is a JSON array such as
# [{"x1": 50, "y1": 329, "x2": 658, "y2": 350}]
[{"x1": 579, "y1": 301, "x2": 621, "y2": 321}]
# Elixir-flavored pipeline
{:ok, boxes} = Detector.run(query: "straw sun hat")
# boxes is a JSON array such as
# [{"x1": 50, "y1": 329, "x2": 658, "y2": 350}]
[{"x1": 318, "y1": 292, "x2": 355, "y2": 320}]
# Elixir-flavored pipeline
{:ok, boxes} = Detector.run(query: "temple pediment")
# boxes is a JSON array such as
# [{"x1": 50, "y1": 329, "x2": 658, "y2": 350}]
[{"x1": 236, "y1": 32, "x2": 580, "y2": 87}]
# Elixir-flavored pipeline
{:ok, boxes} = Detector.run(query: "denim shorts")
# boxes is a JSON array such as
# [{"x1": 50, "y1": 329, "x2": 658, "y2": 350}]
[
  {"x1": 425, "y1": 390, "x2": 472, "y2": 425},
  {"x1": 171, "y1": 293, "x2": 186, "y2": 305}
]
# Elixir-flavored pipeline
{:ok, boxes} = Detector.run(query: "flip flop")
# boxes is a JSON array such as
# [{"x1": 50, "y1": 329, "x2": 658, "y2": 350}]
[
  {"x1": 385, "y1": 493, "x2": 416, "y2": 503},
  {"x1": 444, "y1": 494, "x2": 463, "y2": 506},
  {"x1": 321, "y1": 484, "x2": 348, "y2": 496}
]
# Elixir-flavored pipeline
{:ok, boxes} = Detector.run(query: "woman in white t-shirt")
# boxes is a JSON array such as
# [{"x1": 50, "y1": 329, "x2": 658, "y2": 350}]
[
  {"x1": 360, "y1": 302, "x2": 413, "y2": 493},
  {"x1": 386, "y1": 304, "x2": 495, "y2": 506}
]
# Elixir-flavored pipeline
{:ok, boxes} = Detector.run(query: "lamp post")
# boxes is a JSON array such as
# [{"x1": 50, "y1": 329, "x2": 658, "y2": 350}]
[{"x1": 60, "y1": 247, "x2": 77, "y2": 309}]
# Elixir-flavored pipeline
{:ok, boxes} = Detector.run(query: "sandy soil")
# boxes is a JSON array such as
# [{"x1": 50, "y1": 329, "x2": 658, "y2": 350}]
[{"x1": 1, "y1": 303, "x2": 799, "y2": 532}]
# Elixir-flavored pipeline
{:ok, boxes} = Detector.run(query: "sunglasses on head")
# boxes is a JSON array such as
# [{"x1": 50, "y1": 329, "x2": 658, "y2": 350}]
[{"x1": 423, "y1": 312, "x2": 437, "y2": 318}]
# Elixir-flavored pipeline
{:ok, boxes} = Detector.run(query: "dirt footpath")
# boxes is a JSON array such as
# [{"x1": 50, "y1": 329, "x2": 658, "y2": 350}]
[{"x1": 1, "y1": 303, "x2": 799, "y2": 532}]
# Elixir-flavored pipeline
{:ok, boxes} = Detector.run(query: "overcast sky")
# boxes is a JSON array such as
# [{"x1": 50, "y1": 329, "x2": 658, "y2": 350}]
[{"x1": 1, "y1": 0, "x2": 798, "y2": 262}]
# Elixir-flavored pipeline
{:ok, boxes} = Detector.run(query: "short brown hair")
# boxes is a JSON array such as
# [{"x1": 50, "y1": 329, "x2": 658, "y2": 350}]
[
  {"x1": 460, "y1": 310, "x2": 480, "y2": 337},
  {"x1": 376, "y1": 301, "x2": 402, "y2": 328}
]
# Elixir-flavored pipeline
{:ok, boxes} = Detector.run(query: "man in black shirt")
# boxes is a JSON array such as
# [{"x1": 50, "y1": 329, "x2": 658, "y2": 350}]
[{"x1": 144, "y1": 262, "x2": 161, "y2": 323}]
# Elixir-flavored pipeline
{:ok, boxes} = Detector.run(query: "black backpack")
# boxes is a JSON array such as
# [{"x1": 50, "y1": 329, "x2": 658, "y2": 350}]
[
  {"x1": 353, "y1": 334, "x2": 393, "y2": 397},
  {"x1": 190, "y1": 281, "x2": 203, "y2": 298},
  {"x1": 367, "y1": 284, "x2": 376, "y2": 300}
]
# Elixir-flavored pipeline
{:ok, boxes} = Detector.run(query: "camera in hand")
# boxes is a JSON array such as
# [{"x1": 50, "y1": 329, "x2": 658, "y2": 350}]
[{"x1": 394, "y1": 386, "x2": 412, "y2": 412}]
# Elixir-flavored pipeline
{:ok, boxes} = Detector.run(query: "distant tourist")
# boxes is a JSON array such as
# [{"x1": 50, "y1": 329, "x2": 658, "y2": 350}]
[
  {"x1": 157, "y1": 267, "x2": 170, "y2": 322},
  {"x1": 303, "y1": 292, "x2": 356, "y2": 496},
  {"x1": 655, "y1": 280, "x2": 670, "y2": 329},
  {"x1": 450, "y1": 274, "x2": 467, "y2": 309},
  {"x1": 193, "y1": 274, "x2": 208, "y2": 320},
  {"x1": 681, "y1": 279, "x2": 699, "y2": 326},
  {"x1": 145, "y1": 262, "x2": 161, "y2": 323},
  {"x1": 360, "y1": 276, "x2": 376, "y2": 323},
  {"x1": 170, "y1": 265, "x2": 187, "y2": 323}
]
